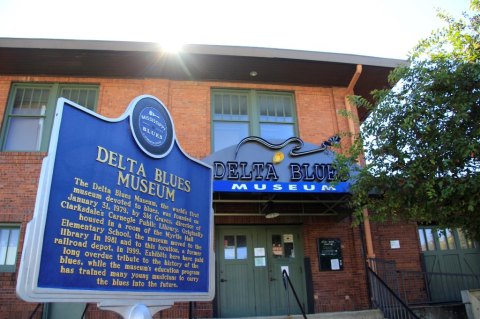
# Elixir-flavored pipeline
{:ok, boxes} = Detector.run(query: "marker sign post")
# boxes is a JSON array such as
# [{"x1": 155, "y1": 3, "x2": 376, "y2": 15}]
[{"x1": 16, "y1": 95, "x2": 214, "y2": 318}]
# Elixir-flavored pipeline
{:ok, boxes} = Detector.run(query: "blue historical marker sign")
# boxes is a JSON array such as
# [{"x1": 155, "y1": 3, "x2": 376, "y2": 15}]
[{"x1": 17, "y1": 95, "x2": 214, "y2": 304}]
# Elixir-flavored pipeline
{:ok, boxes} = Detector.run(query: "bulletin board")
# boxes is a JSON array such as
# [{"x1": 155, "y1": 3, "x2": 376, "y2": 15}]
[{"x1": 317, "y1": 238, "x2": 343, "y2": 271}]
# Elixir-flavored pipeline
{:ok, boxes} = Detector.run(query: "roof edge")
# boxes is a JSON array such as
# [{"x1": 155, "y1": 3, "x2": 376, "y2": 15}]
[{"x1": 0, "y1": 37, "x2": 407, "y2": 68}]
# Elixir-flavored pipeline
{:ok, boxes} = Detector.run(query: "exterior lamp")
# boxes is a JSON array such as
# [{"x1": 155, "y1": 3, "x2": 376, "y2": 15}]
[{"x1": 263, "y1": 201, "x2": 279, "y2": 219}]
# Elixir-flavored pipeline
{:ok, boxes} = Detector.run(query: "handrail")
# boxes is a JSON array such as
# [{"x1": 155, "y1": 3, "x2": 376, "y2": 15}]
[
  {"x1": 367, "y1": 267, "x2": 420, "y2": 319},
  {"x1": 82, "y1": 304, "x2": 90, "y2": 319},
  {"x1": 28, "y1": 303, "x2": 43, "y2": 319},
  {"x1": 282, "y1": 269, "x2": 307, "y2": 319}
]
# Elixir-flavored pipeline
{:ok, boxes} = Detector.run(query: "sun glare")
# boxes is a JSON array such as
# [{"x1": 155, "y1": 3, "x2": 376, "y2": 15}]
[{"x1": 159, "y1": 41, "x2": 184, "y2": 54}]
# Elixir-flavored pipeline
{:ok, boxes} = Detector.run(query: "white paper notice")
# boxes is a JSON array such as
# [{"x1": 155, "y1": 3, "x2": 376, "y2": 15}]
[
  {"x1": 331, "y1": 259, "x2": 340, "y2": 270},
  {"x1": 255, "y1": 257, "x2": 266, "y2": 267},
  {"x1": 390, "y1": 240, "x2": 400, "y2": 249},
  {"x1": 283, "y1": 234, "x2": 294, "y2": 243},
  {"x1": 254, "y1": 247, "x2": 265, "y2": 257}
]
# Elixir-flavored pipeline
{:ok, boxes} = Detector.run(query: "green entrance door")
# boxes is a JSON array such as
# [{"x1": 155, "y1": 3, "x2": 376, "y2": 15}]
[{"x1": 216, "y1": 226, "x2": 306, "y2": 318}]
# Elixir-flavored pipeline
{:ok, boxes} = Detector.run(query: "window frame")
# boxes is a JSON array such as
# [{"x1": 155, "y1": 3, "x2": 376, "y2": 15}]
[
  {"x1": 418, "y1": 227, "x2": 478, "y2": 252},
  {"x1": 0, "y1": 224, "x2": 21, "y2": 273},
  {"x1": 211, "y1": 89, "x2": 298, "y2": 151},
  {"x1": 1, "y1": 83, "x2": 99, "y2": 152}
]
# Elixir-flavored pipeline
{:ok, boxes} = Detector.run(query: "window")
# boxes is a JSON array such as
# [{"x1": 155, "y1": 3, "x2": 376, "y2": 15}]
[
  {"x1": 457, "y1": 228, "x2": 478, "y2": 249},
  {"x1": 0, "y1": 225, "x2": 20, "y2": 272},
  {"x1": 1, "y1": 83, "x2": 98, "y2": 151},
  {"x1": 271, "y1": 233, "x2": 295, "y2": 258},
  {"x1": 223, "y1": 235, "x2": 248, "y2": 260},
  {"x1": 212, "y1": 89, "x2": 296, "y2": 151},
  {"x1": 418, "y1": 227, "x2": 478, "y2": 252}
]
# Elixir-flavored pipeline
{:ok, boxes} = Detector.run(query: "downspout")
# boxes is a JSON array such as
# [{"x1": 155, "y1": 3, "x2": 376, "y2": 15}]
[
  {"x1": 345, "y1": 64, "x2": 362, "y2": 138},
  {"x1": 345, "y1": 64, "x2": 376, "y2": 259}
]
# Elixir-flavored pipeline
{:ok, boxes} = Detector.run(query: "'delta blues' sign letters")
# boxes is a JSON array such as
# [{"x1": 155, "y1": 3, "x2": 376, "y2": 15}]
[{"x1": 203, "y1": 136, "x2": 354, "y2": 193}]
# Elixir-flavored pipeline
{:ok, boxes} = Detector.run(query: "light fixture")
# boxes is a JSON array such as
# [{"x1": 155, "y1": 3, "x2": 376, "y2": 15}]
[
  {"x1": 272, "y1": 151, "x2": 284, "y2": 164},
  {"x1": 249, "y1": 70, "x2": 258, "y2": 77},
  {"x1": 265, "y1": 211, "x2": 280, "y2": 219},
  {"x1": 262, "y1": 200, "x2": 279, "y2": 219}
]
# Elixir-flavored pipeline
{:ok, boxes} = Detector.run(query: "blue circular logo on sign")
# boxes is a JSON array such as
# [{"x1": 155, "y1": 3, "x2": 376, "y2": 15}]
[
  {"x1": 138, "y1": 107, "x2": 168, "y2": 147},
  {"x1": 130, "y1": 96, "x2": 174, "y2": 158}
]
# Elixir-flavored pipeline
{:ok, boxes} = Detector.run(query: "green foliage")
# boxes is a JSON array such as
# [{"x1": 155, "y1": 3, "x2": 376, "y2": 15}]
[{"x1": 344, "y1": 1, "x2": 480, "y2": 241}]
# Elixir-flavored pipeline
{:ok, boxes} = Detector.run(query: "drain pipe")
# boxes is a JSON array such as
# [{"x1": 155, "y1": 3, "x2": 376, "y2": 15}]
[
  {"x1": 345, "y1": 64, "x2": 376, "y2": 260},
  {"x1": 345, "y1": 64, "x2": 362, "y2": 140}
]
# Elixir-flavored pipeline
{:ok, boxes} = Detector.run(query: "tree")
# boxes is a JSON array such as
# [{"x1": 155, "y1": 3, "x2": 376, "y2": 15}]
[{"x1": 342, "y1": 1, "x2": 480, "y2": 241}]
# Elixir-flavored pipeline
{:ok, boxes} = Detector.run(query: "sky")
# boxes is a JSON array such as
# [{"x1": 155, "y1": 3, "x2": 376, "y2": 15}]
[{"x1": 0, "y1": 0, "x2": 472, "y2": 60}]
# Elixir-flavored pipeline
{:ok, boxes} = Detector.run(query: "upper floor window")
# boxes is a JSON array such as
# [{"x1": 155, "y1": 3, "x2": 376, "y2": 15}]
[
  {"x1": 212, "y1": 89, "x2": 297, "y2": 151},
  {"x1": 0, "y1": 225, "x2": 20, "y2": 272},
  {"x1": 418, "y1": 227, "x2": 478, "y2": 252},
  {"x1": 1, "y1": 83, "x2": 98, "y2": 152}
]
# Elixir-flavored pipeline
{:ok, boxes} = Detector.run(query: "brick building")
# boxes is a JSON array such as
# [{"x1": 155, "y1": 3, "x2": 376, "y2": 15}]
[{"x1": 0, "y1": 38, "x2": 478, "y2": 319}]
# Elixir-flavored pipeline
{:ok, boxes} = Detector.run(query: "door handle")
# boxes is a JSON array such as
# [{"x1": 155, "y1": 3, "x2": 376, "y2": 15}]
[
  {"x1": 269, "y1": 277, "x2": 276, "y2": 281},
  {"x1": 220, "y1": 278, "x2": 228, "y2": 282}
]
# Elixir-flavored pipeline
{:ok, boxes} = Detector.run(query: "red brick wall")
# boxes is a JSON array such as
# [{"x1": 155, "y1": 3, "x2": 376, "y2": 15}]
[
  {"x1": 0, "y1": 153, "x2": 44, "y2": 319},
  {"x1": 370, "y1": 221, "x2": 423, "y2": 271},
  {"x1": 0, "y1": 75, "x2": 368, "y2": 318},
  {"x1": 0, "y1": 76, "x2": 351, "y2": 156},
  {"x1": 303, "y1": 215, "x2": 370, "y2": 312}
]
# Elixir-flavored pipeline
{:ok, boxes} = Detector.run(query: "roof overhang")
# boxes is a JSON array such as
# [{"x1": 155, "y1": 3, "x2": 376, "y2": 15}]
[{"x1": 0, "y1": 38, "x2": 406, "y2": 120}]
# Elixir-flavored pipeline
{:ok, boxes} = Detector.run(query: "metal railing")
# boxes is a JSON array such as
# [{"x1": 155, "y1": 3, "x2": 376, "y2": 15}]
[
  {"x1": 282, "y1": 269, "x2": 308, "y2": 319},
  {"x1": 367, "y1": 267, "x2": 420, "y2": 319},
  {"x1": 368, "y1": 258, "x2": 401, "y2": 295},
  {"x1": 368, "y1": 258, "x2": 480, "y2": 305},
  {"x1": 398, "y1": 270, "x2": 480, "y2": 305}
]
